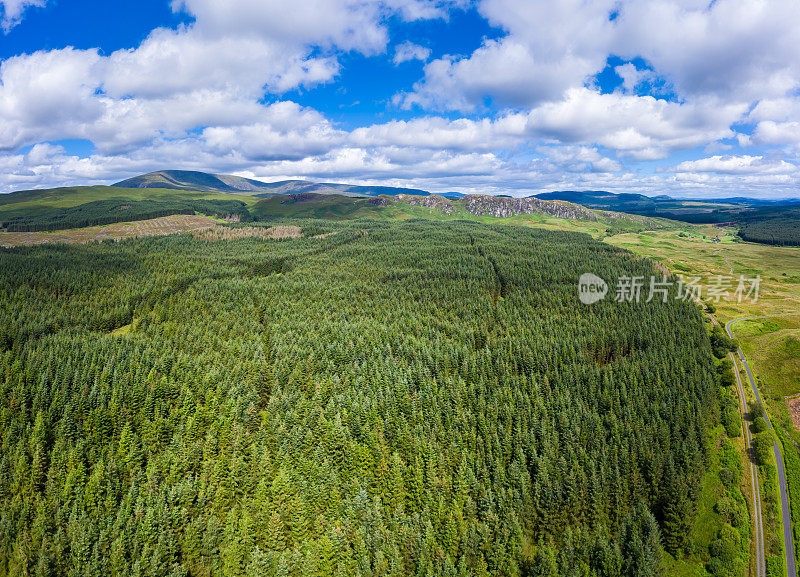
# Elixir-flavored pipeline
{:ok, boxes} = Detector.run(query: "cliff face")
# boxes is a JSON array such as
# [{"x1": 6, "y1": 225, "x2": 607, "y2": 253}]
[
  {"x1": 396, "y1": 194, "x2": 459, "y2": 215},
  {"x1": 396, "y1": 194, "x2": 598, "y2": 220},
  {"x1": 460, "y1": 195, "x2": 597, "y2": 219}
]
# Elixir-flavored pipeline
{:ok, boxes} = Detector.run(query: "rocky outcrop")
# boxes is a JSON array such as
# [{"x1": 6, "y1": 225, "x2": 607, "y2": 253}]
[
  {"x1": 280, "y1": 193, "x2": 325, "y2": 203},
  {"x1": 394, "y1": 193, "x2": 598, "y2": 220},
  {"x1": 460, "y1": 195, "x2": 597, "y2": 219},
  {"x1": 368, "y1": 195, "x2": 393, "y2": 206},
  {"x1": 396, "y1": 194, "x2": 458, "y2": 215}
]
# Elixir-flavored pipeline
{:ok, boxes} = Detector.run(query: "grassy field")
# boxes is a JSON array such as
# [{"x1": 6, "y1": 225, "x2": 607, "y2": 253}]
[
  {"x1": 738, "y1": 317, "x2": 800, "y2": 398},
  {"x1": 605, "y1": 225, "x2": 800, "y2": 400}
]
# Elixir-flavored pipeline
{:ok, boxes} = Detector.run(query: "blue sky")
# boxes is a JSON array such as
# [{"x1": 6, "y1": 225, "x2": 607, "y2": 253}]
[{"x1": 1, "y1": 0, "x2": 799, "y2": 198}]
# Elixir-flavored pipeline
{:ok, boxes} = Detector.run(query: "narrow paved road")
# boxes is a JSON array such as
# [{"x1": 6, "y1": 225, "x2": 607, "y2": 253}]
[
  {"x1": 707, "y1": 310, "x2": 766, "y2": 576},
  {"x1": 776, "y1": 291, "x2": 800, "y2": 301},
  {"x1": 727, "y1": 314, "x2": 799, "y2": 577},
  {"x1": 711, "y1": 247, "x2": 734, "y2": 274},
  {"x1": 730, "y1": 347, "x2": 766, "y2": 576}
]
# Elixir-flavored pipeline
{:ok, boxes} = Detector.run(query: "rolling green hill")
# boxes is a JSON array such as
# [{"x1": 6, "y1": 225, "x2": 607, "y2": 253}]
[
  {"x1": 0, "y1": 184, "x2": 260, "y2": 211},
  {"x1": 535, "y1": 189, "x2": 800, "y2": 226},
  {"x1": 536, "y1": 190, "x2": 747, "y2": 221},
  {"x1": 536, "y1": 190, "x2": 660, "y2": 209},
  {"x1": 2, "y1": 198, "x2": 251, "y2": 231},
  {"x1": 8, "y1": 175, "x2": 798, "y2": 246},
  {"x1": 253, "y1": 192, "x2": 681, "y2": 235},
  {"x1": 0, "y1": 185, "x2": 262, "y2": 230},
  {"x1": 11, "y1": 179, "x2": 799, "y2": 247},
  {"x1": 252, "y1": 193, "x2": 390, "y2": 220},
  {"x1": 113, "y1": 170, "x2": 281, "y2": 194},
  {"x1": 737, "y1": 206, "x2": 800, "y2": 246},
  {"x1": 112, "y1": 170, "x2": 449, "y2": 198},
  {"x1": 0, "y1": 182, "x2": 683, "y2": 237}
]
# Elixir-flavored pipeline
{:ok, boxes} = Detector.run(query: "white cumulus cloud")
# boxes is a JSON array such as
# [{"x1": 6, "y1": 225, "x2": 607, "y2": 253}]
[
  {"x1": 523, "y1": 88, "x2": 745, "y2": 160},
  {"x1": 393, "y1": 41, "x2": 431, "y2": 64},
  {"x1": 675, "y1": 155, "x2": 798, "y2": 175},
  {"x1": 1, "y1": 0, "x2": 45, "y2": 31},
  {"x1": 2, "y1": 0, "x2": 800, "y2": 199}
]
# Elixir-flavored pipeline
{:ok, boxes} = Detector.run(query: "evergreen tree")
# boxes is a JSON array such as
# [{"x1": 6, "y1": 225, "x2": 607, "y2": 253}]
[{"x1": 0, "y1": 220, "x2": 719, "y2": 576}]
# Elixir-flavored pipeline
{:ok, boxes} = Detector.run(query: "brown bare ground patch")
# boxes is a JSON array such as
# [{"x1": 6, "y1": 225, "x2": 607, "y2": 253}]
[
  {"x1": 0, "y1": 217, "x2": 319, "y2": 248},
  {"x1": 192, "y1": 224, "x2": 302, "y2": 241},
  {"x1": 0, "y1": 214, "x2": 218, "y2": 247},
  {"x1": 787, "y1": 397, "x2": 800, "y2": 432}
]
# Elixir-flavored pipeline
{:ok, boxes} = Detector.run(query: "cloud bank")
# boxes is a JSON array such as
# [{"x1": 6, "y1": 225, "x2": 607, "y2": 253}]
[{"x1": 1, "y1": 0, "x2": 799, "y2": 198}]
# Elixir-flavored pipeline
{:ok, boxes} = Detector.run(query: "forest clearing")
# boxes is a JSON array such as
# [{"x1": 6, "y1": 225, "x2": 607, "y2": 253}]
[
  {"x1": 0, "y1": 216, "x2": 306, "y2": 247},
  {"x1": 0, "y1": 214, "x2": 218, "y2": 247}
]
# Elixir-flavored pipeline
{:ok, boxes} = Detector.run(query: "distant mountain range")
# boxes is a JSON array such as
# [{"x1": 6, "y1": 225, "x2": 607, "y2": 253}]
[
  {"x1": 536, "y1": 190, "x2": 800, "y2": 208},
  {"x1": 107, "y1": 170, "x2": 800, "y2": 224},
  {"x1": 536, "y1": 190, "x2": 661, "y2": 210},
  {"x1": 4, "y1": 170, "x2": 800, "y2": 243},
  {"x1": 113, "y1": 170, "x2": 465, "y2": 199},
  {"x1": 536, "y1": 190, "x2": 800, "y2": 223}
]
